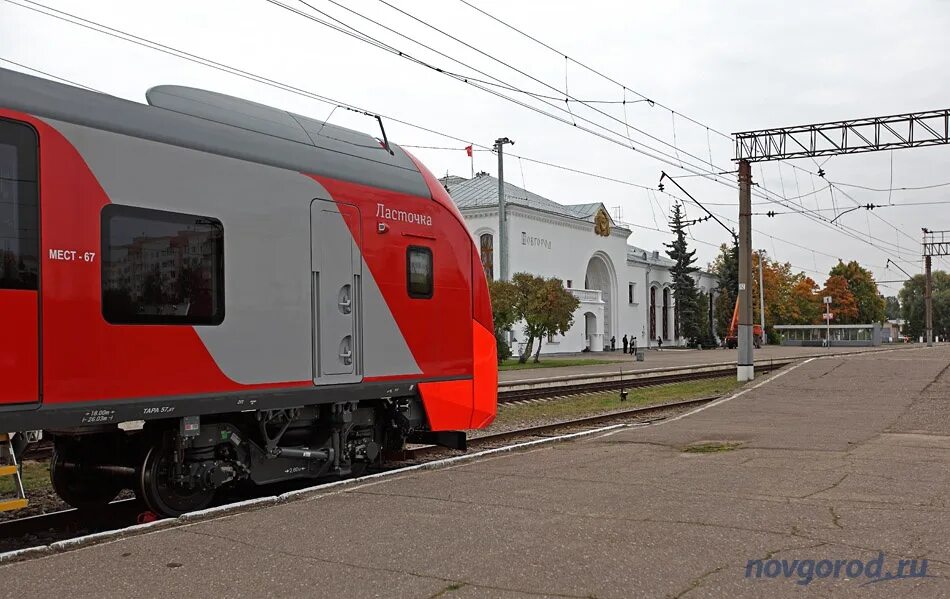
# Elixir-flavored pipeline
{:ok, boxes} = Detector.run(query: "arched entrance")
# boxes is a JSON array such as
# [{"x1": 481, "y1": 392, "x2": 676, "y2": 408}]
[{"x1": 584, "y1": 252, "x2": 617, "y2": 340}]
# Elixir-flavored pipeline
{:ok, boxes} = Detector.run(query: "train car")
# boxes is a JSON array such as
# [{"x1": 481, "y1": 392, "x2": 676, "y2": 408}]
[{"x1": 0, "y1": 67, "x2": 497, "y2": 516}]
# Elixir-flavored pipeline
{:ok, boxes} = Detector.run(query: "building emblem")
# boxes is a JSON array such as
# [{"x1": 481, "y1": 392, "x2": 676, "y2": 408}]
[{"x1": 594, "y1": 207, "x2": 611, "y2": 237}]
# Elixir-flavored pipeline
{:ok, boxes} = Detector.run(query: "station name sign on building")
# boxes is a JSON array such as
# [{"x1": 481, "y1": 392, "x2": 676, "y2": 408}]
[{"x1": 521, "y1": 232, "x2": 551, "y2": 250}]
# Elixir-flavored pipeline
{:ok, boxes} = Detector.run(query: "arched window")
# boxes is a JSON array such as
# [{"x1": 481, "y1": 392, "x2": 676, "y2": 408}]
[
  {"x1": 479, "y1": 233, "x2": 494, "y2": 280},
  {"x1": 662, "y1": 288, "x2": 670, "y2": 340},
  {"x1": 649, "y1": 286, "x2": 656, "y2": 339}
]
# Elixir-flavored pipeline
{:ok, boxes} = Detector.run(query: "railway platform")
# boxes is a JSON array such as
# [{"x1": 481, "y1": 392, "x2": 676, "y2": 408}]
[
  {"x1": 500, "y1": 342, "x2": 920, "y2": 382},
  {"x1": 3, "y1": 346, "x2": 949, "y2": 597}
]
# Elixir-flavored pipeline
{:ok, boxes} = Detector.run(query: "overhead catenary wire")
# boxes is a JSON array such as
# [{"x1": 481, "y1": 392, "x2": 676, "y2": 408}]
[
  {"x1": 2, "y1": 64, "x2": 921, "y2": 292},
  {"x1": 273, "y1": 0, "x2": 749, "y2": 187},
  {"x1": 327, "y1": 0, "x2": 867, "y2": 241},
  {"x1": 398, "y1": 143, "x2": 916, "y2": 273},
  {"x1": 452, "y1": 0, "x2": 842, "y2": 194},
  {"x1": 389, "y1": 0, "x2": 926, "y2": 265},
  {"x1": 451, "y1": 0, "x2": 928, "y2": 262},
  {"x1": 12, "y1": 0, "x2": 919, "y2": 268},
  {"x1": 0, "y1": 57, "x2": 101, "y2": 92},
  {"x1": 5, "y1": 0, "x2": 926, "y2": 279},
  {"x1": 3, "y1": 0, "x2": 501, "y2": 149}
]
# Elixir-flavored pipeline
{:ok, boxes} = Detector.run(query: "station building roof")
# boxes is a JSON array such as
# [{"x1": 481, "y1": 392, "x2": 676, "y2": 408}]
[
  {"x1": 440, "y1": 172, "x2": 713, "y2": 279},
  {"x1": 441, "y1": 173, "x2": 623, "y2": 226}
]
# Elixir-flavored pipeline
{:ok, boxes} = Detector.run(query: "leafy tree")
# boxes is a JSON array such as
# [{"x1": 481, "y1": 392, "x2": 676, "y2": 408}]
[
  {"x1": 488, "y1": 279, "x2": 518, "y2": 362},
  {"x1": 787, "y1": 275, "x2": 822, "y2": 324},
  {"x1": 899, "y1": 271, "x2": 950, "y2": 340},
  {"x1": 884, "y1": 296, "x2": 901, "y2": 320},
  {"x1": 664, "y1": 203, "x2": 702, "y2": 344},
  {"x1": 508, "y1": 273, "x2": 580, "y2": 363},
  {"x1": 829, "y1": 260, "x2": 886, "y2": 323},
  {"x1": 821, "y1": 275, "x2": 859, "y2": 323},
  {"x1": 710, "y1": 242, "x2": 739, "y2": 338}
]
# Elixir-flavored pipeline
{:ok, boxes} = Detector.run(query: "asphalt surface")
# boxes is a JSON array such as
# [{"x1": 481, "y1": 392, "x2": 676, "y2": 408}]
[
  {"x1": 3, "y1": 345, "x2": 948, "y2": 597},
  {"x1": 500, "y1": 343, "x2": 918, "y2": 382}
]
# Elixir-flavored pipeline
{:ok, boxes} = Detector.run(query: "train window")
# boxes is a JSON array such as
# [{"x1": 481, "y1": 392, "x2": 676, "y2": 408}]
[
  {"x1": 101, "y1": 205, "x2": 224, "y2": 325},
  {"x1": 407, "y1": 245, "x2": 433, "y2": 299},
  {"x1": 0, "y1": 119, "x2": 39, "y2": 291}
]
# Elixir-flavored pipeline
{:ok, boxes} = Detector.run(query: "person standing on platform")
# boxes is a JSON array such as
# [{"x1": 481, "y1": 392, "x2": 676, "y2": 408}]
[
  {"x1": 622, "y1": 335, "x2": 629, "y2": 355},
  {"x1": 632, "y1": 336, "x2": 637, "y2": 354},
  {"x1": 610, "y1": 336, "x2": 616, "y2": 351},
  {"x1": 657, "y1": 336, "x2": 663, "y2": 350}
]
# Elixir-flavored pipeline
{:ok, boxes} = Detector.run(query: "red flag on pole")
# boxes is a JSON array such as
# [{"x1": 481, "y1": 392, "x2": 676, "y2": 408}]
[{"x1": 465, "y1": 145, "x2": 473, "y2": 157}]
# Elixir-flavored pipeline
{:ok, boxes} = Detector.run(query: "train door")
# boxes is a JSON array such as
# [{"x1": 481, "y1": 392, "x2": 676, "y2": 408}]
[
  {"x1": 0, "y1": 118, "x2": 40, "y2": 405},
  {"x1": 311, "y1": 199, "x2": 362, "y2": 385}
]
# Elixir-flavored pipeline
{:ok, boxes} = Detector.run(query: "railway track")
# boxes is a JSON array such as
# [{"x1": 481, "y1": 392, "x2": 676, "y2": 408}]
[
  {"x1": 401, "y1": 394, "x2": 723, "y2": 460},
  {"x1": 0, "y1": 498, "x2": 146, "y2": 554},
  {"x1": 498, "y1": 361, "x2": 788, "y2": 403}
]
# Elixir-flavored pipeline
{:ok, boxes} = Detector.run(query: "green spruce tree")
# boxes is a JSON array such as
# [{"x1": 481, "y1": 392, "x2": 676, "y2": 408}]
[
  {"x1": 711, "y1": 241, "x2": 739, "y2": 339},
  {"x1": 664, "y1": 203, "x2": 703, "y2": 345}
]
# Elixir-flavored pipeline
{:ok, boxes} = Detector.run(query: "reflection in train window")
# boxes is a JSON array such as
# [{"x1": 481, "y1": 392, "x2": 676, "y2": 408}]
[
  {"x1": 0, "y1": 118, "x2": 39, "y2": 291},
  {"x1": 101, "y1": 205, "x2": 224, "y2": 324}
]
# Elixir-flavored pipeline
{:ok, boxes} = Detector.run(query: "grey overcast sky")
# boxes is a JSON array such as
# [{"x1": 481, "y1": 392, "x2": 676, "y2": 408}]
[{"x1": 3, "y1": 0, "x2": 950, "y2": 293}]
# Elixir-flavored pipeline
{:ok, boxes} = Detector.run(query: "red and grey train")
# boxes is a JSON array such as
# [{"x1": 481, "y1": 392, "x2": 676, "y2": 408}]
[{"x1": 0, "y1": 67, "x2": 497, "y2": 516}]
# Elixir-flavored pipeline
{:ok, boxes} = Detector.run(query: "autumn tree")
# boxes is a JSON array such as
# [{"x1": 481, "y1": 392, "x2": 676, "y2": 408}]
[
  {"x1": 507, "y1": 273, "x2": 580, "y2": 363},
  {"x1": 710, "y1": 242, "x2": 739, "y2": 338},
  {"x1": 747, "y1": 251, "x2": 822, "y2": 338},
  {"x1": 829, "y1": 260, "x2": 886, "y2": 323},
  {"x1": 664, "y1": 203, "x2": 702, "y2": 344},
  {"x1": 751, "y1": 251, "x2": 789, "y2": 327},
  {"x1": 821, "y1": 275, "x2": 859, "y2": 323},
  {"x1": 787, "y1": 275, "x2": 822, "y2": 324}
]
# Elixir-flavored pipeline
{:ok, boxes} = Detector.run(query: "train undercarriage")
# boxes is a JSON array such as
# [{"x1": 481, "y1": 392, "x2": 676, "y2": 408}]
[{"x1": 40, "y1": 397, "x2": 447, "y2": 517}]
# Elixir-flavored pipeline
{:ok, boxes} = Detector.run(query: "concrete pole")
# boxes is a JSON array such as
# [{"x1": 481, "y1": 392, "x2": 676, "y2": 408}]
[
  {"x1": 758, "y1": 250, "x2": 767, "y2": 345},
  {"x1": 495, "y1": 137, "x2": 513, "y2": 281},
  {"x1": 925, "y1": 254, "x2": 933, "y2": 346},
  {"x1": 737, "y1": 161, "x2": 754, "y2": 381}
]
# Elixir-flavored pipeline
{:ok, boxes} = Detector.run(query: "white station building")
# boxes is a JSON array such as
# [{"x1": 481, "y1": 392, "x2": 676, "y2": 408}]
[{"x1": 442, "y1": 173, "x2": 719, "y2": 355}]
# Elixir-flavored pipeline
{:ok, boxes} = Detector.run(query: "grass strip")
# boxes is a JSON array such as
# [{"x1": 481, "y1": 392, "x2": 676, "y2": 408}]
[{"x1": 493, "y1": 376, "x2": 744, "y2": 427}]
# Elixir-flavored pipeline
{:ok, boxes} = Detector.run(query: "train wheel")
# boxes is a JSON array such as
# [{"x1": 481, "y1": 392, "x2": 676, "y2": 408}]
[
  {"x1": 139, "y1": 444, "x2": 214, "y2": 517},
  {"x1": 50, "y1": 442, "x2": 123, "y2": 510}
]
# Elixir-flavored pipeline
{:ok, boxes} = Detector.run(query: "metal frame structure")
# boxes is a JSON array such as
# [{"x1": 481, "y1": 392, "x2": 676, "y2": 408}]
[
  {"x1": 923, "y1": 229, "x2": 950, "y2": 257},
  {"x1": 735, "y1": 109, "x2": 950, "y2": 162},
  {"x1": 732, "y1": 108, "x2": 950, "y2": 380},
  {"x1": 922, "y1": 229, "x2": 950, "y2": 347}
]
